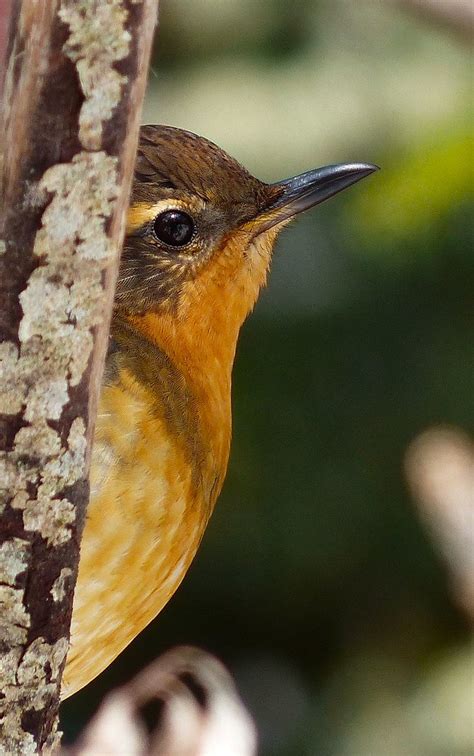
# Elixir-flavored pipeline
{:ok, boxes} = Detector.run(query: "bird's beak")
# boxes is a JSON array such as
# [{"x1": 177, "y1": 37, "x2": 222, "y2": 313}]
[{"x1": 256, "y1": 162, "x2": 378, "y2": 233}]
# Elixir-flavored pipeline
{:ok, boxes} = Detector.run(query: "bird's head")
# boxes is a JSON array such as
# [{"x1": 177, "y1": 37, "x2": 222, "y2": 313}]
[{"x1": 116, "y1": 125, "x2": 376, "y2": 358}]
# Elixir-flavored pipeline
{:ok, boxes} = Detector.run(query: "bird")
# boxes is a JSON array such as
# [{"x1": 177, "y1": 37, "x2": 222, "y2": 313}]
[{"x1": 62, "y1": 125, "x2": 377, "y2": 698}]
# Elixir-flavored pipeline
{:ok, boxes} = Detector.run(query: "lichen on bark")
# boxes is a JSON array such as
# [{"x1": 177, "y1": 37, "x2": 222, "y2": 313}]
[
  {"x1": 0, "y1": 0, "x2": 159, "y2": 750},
  {"x1": 60, "y1": 0, "x2": 132, "y2": 150}
]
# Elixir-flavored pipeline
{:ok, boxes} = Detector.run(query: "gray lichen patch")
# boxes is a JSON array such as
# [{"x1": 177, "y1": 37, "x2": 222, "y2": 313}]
[
  {"x1": 0, "y1": 458, "x2": 31, "y2": 516},
  {"x1": 13, "y1": 491, "x2": 76, "y2": 547},
  {"x1": 51, "y1": 568, "x2": 73, "y2": 603},
  {"x1": 17, "y1": 155, "x2": 119, "y2": 394},
  {"x1": 42, "y1": 418, "x2": 87, "y2": 487},
  {"x1": 14, "y1": 420, "x2": 61, "y2": 460},
  {"x1": 8, "y1": 420, "x2": 88, "y2": 546},
  {"x1": 0, "y1": 342, "x2": 26, "y2": 415},
  {"x1": 0, "y1": 338, "x2": 69, "y2": 421},
  {"x1": 60, "y1": 0, "x2": 132, "y2": 150},
  {"x1": 33, "y1": 151, "x2": 119, "y2": 260},
  {"x1": 0, "y1": 637, "x2": 69, "y2": 754},
  {"x1": 0, "y1": 649, "x2": 23, "y2": 686},
  {"x1": 2, "y1": 149, "x2": 120, "y2": 543},
  {"x1": 19, "y1": 152, "x2": 120, "y2": 388},
  {"x1": 0, "y1": 539, "x2": 30, "y2": 586},
  {"x1": 17, "y1": 637, "x2": 68, "y2": 686},
  {"x1": 0, "y1": 586, "x2": 30, "y2": 645}
]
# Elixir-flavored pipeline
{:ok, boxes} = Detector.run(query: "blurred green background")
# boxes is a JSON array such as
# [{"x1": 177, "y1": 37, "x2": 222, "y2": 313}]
[{"x1": 62, "y1": 1, "x2": 473, "y2": 753}]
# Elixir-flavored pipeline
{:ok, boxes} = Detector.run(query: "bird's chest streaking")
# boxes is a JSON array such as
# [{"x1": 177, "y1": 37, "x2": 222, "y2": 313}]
[{"x1": 62, "y1": 321, "x2": 231, "y2": 698}]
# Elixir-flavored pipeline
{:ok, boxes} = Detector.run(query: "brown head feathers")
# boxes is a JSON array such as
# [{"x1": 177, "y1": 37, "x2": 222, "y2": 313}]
[{"x1": 115, "y1": 125, "x2": 281, "y2": 315}]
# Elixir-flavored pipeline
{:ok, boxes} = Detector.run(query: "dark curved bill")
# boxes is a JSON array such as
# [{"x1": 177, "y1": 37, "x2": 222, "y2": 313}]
[{"x1": 257, "y1": 162, "x2": 378, "y2": 232}]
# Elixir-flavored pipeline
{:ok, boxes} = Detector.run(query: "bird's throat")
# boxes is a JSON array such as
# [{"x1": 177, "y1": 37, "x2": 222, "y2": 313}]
[{"x1": 111, "y1": 307, "x2": 235, "y2": 510}]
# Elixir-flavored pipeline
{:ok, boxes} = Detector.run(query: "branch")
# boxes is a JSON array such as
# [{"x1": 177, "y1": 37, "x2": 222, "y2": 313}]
[
  {"x1": 69, "y1": 648, "x2": 257, "y2": 756},
  {"x1": 0, "y1": 0, "x2": 159, "y2": 750},
  {"x1": 405, "y1": 427, "x2": 474, "y2": 621},
  {"x1": 392, "y1": 0, "x2": 473, "y2": 43}
]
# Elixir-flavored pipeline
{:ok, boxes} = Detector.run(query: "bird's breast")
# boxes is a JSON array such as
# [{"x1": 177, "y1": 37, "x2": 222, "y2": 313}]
[{"x1": 63, "y1": 327, "x2": 231, "y2": 698}]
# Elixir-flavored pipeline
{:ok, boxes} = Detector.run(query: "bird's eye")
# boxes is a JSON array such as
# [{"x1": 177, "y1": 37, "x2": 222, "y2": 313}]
[{"x1": 153, "y1": 210, "x2": 195, "y2": 247}]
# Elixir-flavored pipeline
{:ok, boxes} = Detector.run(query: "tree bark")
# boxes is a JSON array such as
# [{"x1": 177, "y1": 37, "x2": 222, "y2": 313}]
[{"x1": 0, "y1": 1, "x2": 159, "y2": 751}]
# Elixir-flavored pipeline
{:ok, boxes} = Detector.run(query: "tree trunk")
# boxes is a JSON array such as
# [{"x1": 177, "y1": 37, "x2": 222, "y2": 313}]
[{"x1": 0, "y1": 1, "x2": 159, "y2": 751}]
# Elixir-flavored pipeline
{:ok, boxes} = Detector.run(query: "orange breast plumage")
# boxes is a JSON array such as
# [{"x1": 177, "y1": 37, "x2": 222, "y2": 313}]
[{"x1": 62, "y1": 318, "x2": 231, "y2": 699}]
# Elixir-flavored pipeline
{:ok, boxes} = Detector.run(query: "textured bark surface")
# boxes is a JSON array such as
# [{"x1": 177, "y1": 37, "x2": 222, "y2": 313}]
[{"x1": 0, "y1": 0, "x2": 159, "y2": 751}]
